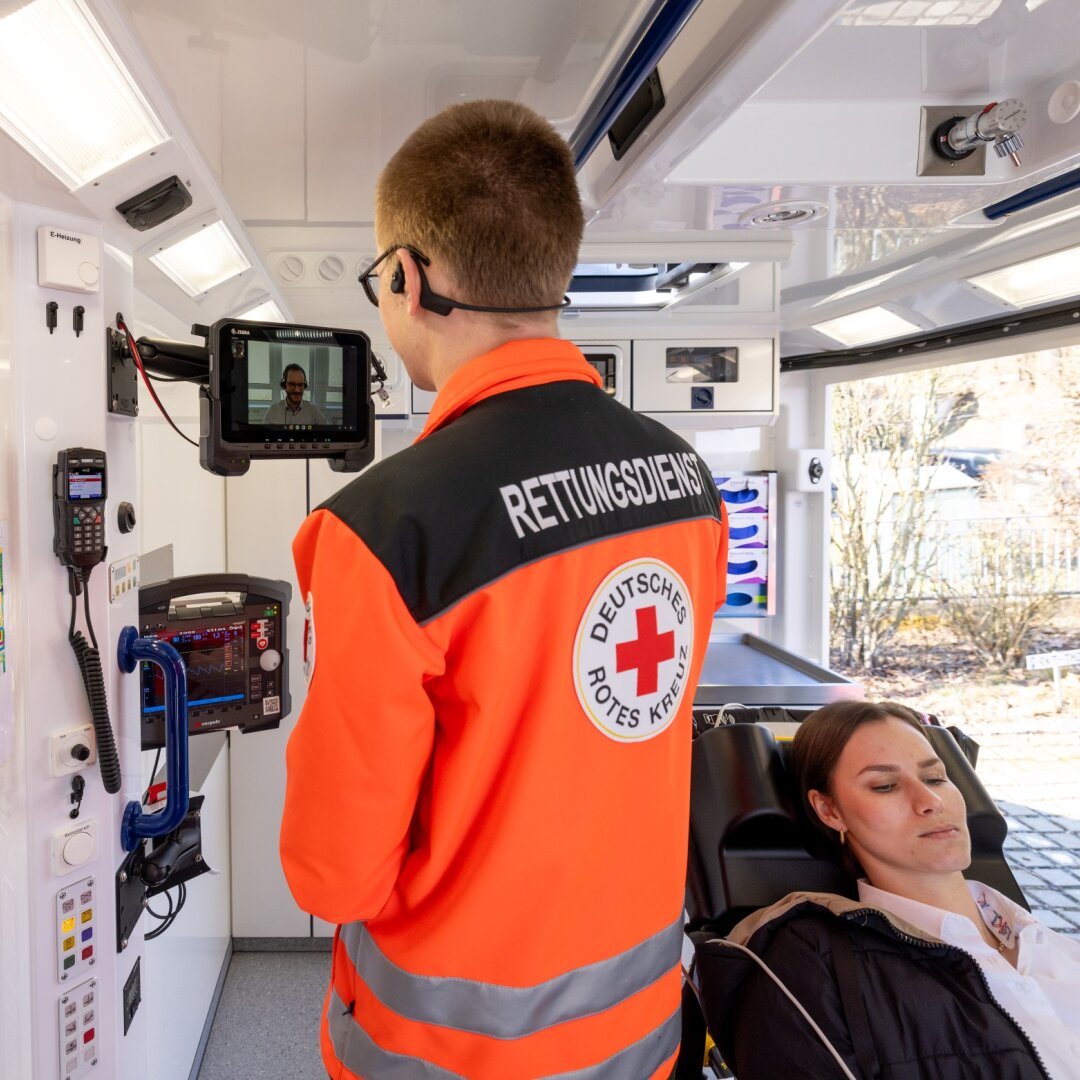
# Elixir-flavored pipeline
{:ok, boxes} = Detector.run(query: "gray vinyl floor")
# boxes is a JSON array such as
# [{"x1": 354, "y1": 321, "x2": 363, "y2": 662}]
[{"x1": 197, "y1": 951, "x2": 330, "y2": 1080}]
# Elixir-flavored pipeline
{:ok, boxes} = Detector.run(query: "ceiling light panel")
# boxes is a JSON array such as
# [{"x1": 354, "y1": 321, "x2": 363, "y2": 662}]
[
  {"x1": 966, "y1": 246, "x2": 1080, "y2": 306},
  {"x1": 812, "y1": 306, "x2": 923, "y2": 347},
  {"x1": 0, "y1": 0, "x2": 169, "y2": 189},
  {"x1": 813, "y1": 265, "x2": 917, "y2": 307},
  {"x1": 839, "y1": 1, "x2": 1001, "y2": 27},
  {"x1": 149, "y1": 220, "x2": 251, "y2": 297},
  {"x1": 236, "y1": 299, "x2": 286, "y2": 322}
]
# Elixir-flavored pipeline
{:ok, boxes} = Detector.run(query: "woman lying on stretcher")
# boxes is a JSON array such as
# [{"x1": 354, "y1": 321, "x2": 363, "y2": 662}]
[{"x1": 694, "y1": 700, "x2": 1080, "y2": 1080}]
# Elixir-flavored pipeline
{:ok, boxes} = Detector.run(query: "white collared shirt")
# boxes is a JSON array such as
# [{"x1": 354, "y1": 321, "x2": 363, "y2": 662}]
[
  {"x1": 859, "y1": 879, "x2": 1080, "y2": 1080},
  {"x1": 262, "y1": 398, "x2": 328, "y2": 426}
]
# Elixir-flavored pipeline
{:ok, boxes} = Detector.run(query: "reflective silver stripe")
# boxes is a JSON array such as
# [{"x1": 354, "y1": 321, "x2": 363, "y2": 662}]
[
  {"x1": 328, "y1": 987, "x2": 466, "y2": 1080},
  {"x1": 327, "y1": 987, "x2": 679, "y2": 1080},
  {"x1": 543, "y1": 1007, "x2": 681, "y2": 1080},
  {"x1": 340, "y1": 915, "x2": 683, "y2": 1039}
]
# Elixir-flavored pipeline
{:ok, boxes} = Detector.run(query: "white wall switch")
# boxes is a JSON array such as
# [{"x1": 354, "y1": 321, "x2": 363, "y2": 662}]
[
  {"x1": 52, "y1": 819, "x2": 97, "y2": 876},
  {"x1": 37, "y1": 226, "x2": 101, "y2": 293}
]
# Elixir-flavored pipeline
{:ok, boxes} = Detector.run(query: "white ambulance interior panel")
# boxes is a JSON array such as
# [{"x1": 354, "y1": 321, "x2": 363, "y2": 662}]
[{"x1": 3, "y1": 1, "x2": 1080, "y2": 1077}]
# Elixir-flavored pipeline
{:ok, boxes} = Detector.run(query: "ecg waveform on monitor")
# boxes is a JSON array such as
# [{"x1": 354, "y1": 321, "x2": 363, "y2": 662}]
[
  {"x1": 143, "y1": 620, "x2": 248, "y2": 713},
  {"x1": 186, "y1": 661, "x2": 230, "y2": 677}
]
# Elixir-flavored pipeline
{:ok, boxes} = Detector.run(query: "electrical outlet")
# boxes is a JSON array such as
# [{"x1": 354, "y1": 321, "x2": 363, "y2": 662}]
[
  {"x1": 792, "y1": 449, "x2": 830, "y2": 494},
  {"x1": 51, "y1": 726, "x2": 96, "y2": 776}
]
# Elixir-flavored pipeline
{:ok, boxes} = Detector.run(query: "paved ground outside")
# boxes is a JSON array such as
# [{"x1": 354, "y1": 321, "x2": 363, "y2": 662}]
[{"x1": 966, "y1": 711, "x2": 1080, "y2": 936}]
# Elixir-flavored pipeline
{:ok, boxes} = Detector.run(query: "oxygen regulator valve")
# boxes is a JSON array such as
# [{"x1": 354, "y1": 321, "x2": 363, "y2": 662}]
[{"x1": 934, "y1": 98, "x2": 1027, "y2": 167}]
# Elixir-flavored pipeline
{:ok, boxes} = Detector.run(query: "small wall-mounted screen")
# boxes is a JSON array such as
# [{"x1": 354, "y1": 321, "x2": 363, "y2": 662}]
[
  {"x1": 665, "y1": 346, "x2": 739, "y2": 384},
  {"x1": 584, "y1": 352, "x2": 618, "y2": 393},
  {"x1": 227, "y1": 336, "x2": 358, "y2": 437},
  {"x1": 68, "y1": 472, "x2": 104, "y2": 500}
]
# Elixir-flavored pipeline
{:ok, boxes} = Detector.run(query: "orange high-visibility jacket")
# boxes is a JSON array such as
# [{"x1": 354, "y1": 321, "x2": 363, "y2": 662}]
[{"x1": 281, "y1": 339, "x2": 729, "y2": 1080}]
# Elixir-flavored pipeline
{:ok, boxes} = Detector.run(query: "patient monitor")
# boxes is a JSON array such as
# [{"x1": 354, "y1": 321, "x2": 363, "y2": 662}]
[
  {"x1": 131, "y1": 317, "x2": 375, "y2": 476},
  {"x1": 201, "y1": 319, "x2": 374, "y2": 476}
]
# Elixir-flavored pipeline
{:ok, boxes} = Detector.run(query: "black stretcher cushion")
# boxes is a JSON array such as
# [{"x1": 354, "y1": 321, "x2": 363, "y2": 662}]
[{"x1": 685, "y1": 720, "x2": 1027, "y2": 934}]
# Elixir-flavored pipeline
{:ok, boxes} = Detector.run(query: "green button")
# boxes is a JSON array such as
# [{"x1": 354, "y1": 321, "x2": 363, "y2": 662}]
[{"x1": 63, "y1": 955, "x2": 75, "y2": 970}]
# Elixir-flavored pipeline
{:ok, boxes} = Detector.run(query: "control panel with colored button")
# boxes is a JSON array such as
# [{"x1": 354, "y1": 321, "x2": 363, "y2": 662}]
[
  {"x1": 58, "y1": 977, "x2": 99, "y2": 1079},
  {"x1": 56, "y1": 877, "x2": 97, "y2": 982}
]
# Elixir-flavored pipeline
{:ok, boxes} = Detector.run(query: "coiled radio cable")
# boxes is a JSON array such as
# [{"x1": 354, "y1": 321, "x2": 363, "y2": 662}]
[{"x1": 67, "y1": 566, "x2": 121, "y2": 794}]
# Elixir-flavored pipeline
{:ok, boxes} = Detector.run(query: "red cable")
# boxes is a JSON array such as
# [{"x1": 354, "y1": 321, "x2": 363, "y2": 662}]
[{"x1": 116, "y1": 315, "x2": 199, "y2": 448}]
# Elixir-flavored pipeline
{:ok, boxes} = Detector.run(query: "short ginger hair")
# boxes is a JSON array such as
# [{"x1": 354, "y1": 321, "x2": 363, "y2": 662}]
[{"x1": 375, "y1": 99, "x2": 583, "y2": 311}]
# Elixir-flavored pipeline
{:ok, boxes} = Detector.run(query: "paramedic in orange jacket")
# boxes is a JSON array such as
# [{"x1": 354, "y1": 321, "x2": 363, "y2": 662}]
[{"x1": 280, "y1": 100, "x2": 729, "y2": 1080}]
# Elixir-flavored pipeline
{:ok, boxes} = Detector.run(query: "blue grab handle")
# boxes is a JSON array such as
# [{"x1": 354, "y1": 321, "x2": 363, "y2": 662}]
[{"x1": 117, "y1": 626, "x2": 190, "y2": 852}]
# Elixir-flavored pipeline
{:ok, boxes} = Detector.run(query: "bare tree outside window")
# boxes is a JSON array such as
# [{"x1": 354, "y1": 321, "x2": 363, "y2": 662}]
[
  {"x1": 830, "y1": 368, "x2": 973, "y2": 671},
  {"x1": 929, "y1": 351, "x2": 1080, "y2": 670},
  {"x1": 830, "y1": 349, "x2": 1080, "y2": 676}
]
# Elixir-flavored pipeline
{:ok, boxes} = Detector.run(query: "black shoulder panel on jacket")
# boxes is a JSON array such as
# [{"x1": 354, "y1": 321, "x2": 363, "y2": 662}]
[{"x1": 320, "y1": 381, "x2": 721, "y2": 623}]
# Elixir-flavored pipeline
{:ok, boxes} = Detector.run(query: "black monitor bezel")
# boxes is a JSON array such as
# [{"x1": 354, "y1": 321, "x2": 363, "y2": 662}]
[
  {"x1": 211, "y1": 319, "x2": 371, "y2": 449},
  {"x1": 138, "y1": 573, "x2": 292, "y2": 749}
]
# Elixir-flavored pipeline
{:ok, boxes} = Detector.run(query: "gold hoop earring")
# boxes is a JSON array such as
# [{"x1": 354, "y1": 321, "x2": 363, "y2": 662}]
[{"x1": 839, "y1": 829, "x2": 846, "y2": 847}]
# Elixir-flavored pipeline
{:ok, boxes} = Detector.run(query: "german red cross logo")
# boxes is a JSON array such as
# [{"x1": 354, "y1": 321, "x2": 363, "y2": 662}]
[
  {"x1": 616, "y1": 607, "x2": 675, "y2": 696},
  {"x1": 302, "y1": 591, "x2": 316, "y2": 684},
  {"x1": 573, "y1": 559, "x2": 694, "y2": 742}
]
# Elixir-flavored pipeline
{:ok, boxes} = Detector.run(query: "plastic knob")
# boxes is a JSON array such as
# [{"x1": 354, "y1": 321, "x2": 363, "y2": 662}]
[
  {"x1": 63, "y1": 831, "x2": 94, "y2": 866},
  {"x1": 117, "y1": 501, "x2": 136, "y2": 534},
  {"x1": 994, "y1": 133, "x2": 1024, "y2": 158},
  {"x1": 259, "y1": 648, "x2": 281, "y2": 672},
  {"x1": 70, "y1": 743, "x2": 91, "y2": 762}
]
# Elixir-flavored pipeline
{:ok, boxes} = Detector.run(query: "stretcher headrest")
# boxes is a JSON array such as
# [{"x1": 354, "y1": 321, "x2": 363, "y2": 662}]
[{"x1": 685, "y1": 720, "x2": 1026, "y2": 934}]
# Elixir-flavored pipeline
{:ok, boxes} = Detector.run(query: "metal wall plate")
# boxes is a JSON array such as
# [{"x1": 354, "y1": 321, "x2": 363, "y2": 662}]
[
  {"x1": 115, "y1": 847, "x2": 146, "y2": 953},
  {"x1": 122, "y1": 957, "x2": 141, "y2": 1035},
  {"x1": 917, "y1": 105, "x2": 987, "y2": 177},
  {"x1": 107, "y1": 328, "x2": 138, "y2": 416}
]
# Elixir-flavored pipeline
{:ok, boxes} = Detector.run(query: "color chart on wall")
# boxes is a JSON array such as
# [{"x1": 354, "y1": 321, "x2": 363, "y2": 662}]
[{"x1": 714, "y1": 472, "x2": 776, "y2": 617}]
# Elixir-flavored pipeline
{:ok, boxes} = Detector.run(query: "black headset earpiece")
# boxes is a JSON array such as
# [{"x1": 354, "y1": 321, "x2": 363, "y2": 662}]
[{"x1": 390, "y1": 262, "x2": 405, "y2": 295}]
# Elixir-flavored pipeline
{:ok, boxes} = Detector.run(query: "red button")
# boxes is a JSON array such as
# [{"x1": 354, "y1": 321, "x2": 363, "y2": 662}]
[
  {"x1": 81, "y1": 946, "x2": 93, "y2": 960},
  {"x1": 84, "y1": 1028, "x2": 94, "y2": 1044},
  {"x1": 256, "y1": 637, "x2": 268, "y2": 650}
]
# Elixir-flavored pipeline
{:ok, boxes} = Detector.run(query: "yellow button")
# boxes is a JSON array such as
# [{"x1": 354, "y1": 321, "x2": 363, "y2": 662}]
[
  {"x1": 81, "y1": 909, "x2": 92, "y2": 924},
  {"x1": 63, "y1": 936, "x2": 75, "y2": 951},
  {"x1": 62, "y1": 917, "x2": 75, "y2": 933}
]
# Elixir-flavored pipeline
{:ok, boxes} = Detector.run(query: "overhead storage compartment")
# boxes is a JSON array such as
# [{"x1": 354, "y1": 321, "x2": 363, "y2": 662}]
[{"x1": 575, "y1": 0, "x2": 850, "y2": 224}]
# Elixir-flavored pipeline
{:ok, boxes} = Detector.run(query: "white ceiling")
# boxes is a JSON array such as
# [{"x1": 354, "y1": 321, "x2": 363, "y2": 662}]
[{"x1": 45, "y1": 0, "x2": 1080, "y2": 351}]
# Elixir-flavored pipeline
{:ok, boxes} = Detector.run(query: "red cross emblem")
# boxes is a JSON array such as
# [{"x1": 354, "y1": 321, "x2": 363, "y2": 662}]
[{"x1": 615, "y1": 606, "x2": 675, "y2": 696}]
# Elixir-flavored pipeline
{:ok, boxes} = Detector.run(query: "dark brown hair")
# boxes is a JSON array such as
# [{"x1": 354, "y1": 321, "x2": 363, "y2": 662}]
[
  {"x1": 790, "y1": 700, "x2": 926, "y2": 875},
  {"x1": 375, "y1": 100, "x2": 583, "y2": 312}
]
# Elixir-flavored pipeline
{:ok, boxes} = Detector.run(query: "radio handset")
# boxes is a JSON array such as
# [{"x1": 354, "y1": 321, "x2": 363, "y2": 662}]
[
  {"x1": 53, "y1": 448, "x2": 108, "y2": 570},
  {"x1": 53, "y1": 448, "x2": 122, "y2": 794}
]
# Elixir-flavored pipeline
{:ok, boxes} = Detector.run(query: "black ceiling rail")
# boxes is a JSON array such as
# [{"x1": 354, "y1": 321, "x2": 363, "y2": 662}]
[
  {"x1": 569, "y1": 0, "x2": 702, "y2": 170},
  {"x1": 782, "y1": 297, "x2": 1080, "y2": 373},
  {"x1": 982, "y1": 164, "x2": 1080, "y2": 220}
]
